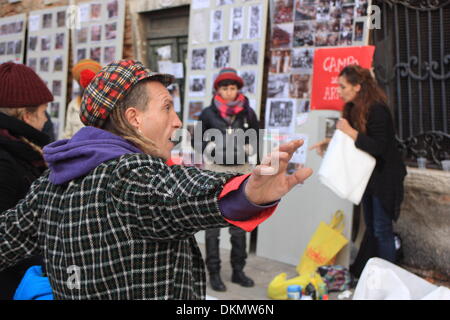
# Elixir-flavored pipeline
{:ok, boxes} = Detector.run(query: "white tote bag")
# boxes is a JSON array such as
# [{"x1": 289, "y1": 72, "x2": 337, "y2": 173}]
[{"x1": 318, "y1": 129, "x2": 376, "y2": 205}]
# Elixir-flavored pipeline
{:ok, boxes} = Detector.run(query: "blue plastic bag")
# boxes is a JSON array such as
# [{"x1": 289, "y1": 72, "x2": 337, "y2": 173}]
[{"x1": 14, "y1": 265, "x2": 53, "y2": 300}]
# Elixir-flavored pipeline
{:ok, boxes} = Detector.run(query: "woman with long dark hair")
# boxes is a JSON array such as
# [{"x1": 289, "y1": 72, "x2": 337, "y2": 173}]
[{"x1": 311, "y1": 65, "x2": 407, "y2": 269}]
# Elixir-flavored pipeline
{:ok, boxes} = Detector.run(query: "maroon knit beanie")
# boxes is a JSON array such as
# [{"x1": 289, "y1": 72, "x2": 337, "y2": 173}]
[{"x1": 0, "y1": 62, "x2": 54, "y2": 108}]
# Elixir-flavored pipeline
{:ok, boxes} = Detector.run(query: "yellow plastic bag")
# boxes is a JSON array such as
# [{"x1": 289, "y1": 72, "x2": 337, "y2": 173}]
[
  {"x1": 267, "y1": 272, "x2": 324, "y2": 300},
  {"x1": 296, "y1": 210, "x2": 348, "y2": 275}
]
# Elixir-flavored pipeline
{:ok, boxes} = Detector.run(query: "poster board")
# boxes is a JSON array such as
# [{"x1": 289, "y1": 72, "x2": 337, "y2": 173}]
[
  {"x1": 70, "y1": 0, "x2": 126, "y2": 98},
  {"x1": 183, "y1": 0, "x2": 270, "y2": 151},
  {"x1": 26, "y1": 7, "x2": 70, "y2": 139},
  {"x1": 310, "y1": 45, "x2": 375, "y2": 110},
  {"x1": 0, "y1": 14, "x2": 26, "y2": 64}
]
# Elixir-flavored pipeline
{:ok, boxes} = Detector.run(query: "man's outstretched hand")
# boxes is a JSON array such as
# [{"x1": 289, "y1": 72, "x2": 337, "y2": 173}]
[{"x1": 245, "y1": 140, "x2": 313, "y2": 205}]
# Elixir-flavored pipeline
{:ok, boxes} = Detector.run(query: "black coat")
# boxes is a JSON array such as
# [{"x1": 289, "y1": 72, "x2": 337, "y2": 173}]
[
  {"x1": 0, "y1": 112, "x2": 49, "y2": 299},
  {"x1": 351, "y1": 103, "x2": 407, "y2": 221},
  {"x1": 193, "y1": 97, "x2": 260, "y2": 165}
]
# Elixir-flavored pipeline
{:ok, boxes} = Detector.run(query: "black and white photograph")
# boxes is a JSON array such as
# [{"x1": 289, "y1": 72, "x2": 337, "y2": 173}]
[
  {"x1": 52, "y1": 80, "x2": 62, "y2": 97},
  {"x1": 50, "y1": 102, "x2": 59, "y2": 118},
  {"x1": 295, "y1": 102, "x2": 309, "y2": 126},
  {"x1": 77, "y1": 27, "x2": 88, "y2": 44},
  {"x1": 77, "y1": 48, "x2": 86, "y2": 61},
  {"x1": 293, "y1": 22, "x2": 315, "y2": 47},
  {"x1": 273, "y1": 0, "x2": 294, "y2": 24},
  {"x1": 268, "y1": 74, "x2": 290, "y2": 98},
  {"x1": 229, "y1": 7, "x2": 244, "y2": 40},
  {"x1": 6, "y1": 41, "x2": 14, "y2": 55},
  {"x1": 342, "y1": 5, "x2": 355, "y2": 19},
  {"x1": 41, "y1": 35, "x2": 51, "y2": 51},
  {"x1": 210, "y1": 9, "x2": 223, "y2": 42},
  {"x1": 298, "y1": 99, "x2": 310, "y2": 113},
  {"x1": 105, "y1": 22, "x2": 117, "y2": 40},
  {"x1": 217, "y1": 0, "x2": 234, "y2": 5},
  {"x1": 291, "y1": 48, "x2": 314, "y2": 73},
  {"x1": 188, "y1": 101, "x2": 203, "y2": 121},
  {"x1": 341, "y1": 17, "x2": 353, "y2": 33},
  {"x1": 27, "y1": 57, "x2": 37, "y2": 71},
  {"x1": 214, "y1": 45, "x2": 230, "y2": 69},
  {"x1": 239, "y1": 70, "x2": 257, "y2": 95},
  {"x1": 317, "y1": 0, "x2": 331, "y2": 20},
  {"x1": 265, "y1": 98, "x2": 296, "y2": 134},
  {"x1": 91, "y1": 24, "x2": 102, "y2": 42},
  {"x1": 272, "y1": 23, "x2": 293, "y2": 48},
  {"x1": 329, "y1": 19, "x2": 341, "y2": 32},
  {"x1": 57, "y1": 10, "x2": 65, "y2": 28},
  {"x1": 91, "y1": 3, "x2": 102, "y2": 20},
  {"x1": 42, "y1": 13, "x2": 52, "y2": 29},
  {"x1": 339, "y1": 29, "x2": 353, "y2": 45},
  {"x1": 15, "y1": 21, "x2": 23, "y2": 33},
  {"x1": 353, "y1": 19, "x2": 365, "y2": 42},
  {"x1": 289, "y1": 74, "x2": 311, "y2": 99},
  {"x1": 90, "y1": 46, "x2": 101, "y2": 62},
  {"x1": 40, "y1": 57, "x2": 49, "y2": 72},
  {"x1": 248, "y1": 5, "x2": 262, "y2": 39},
  {"x1": 355, "y1": 0, "x2": 369, "y2": 17},
  {"x1": 330, "y1": 0, "x2": 343, "y2": 18},
  {"x1": 189, "y1": 75, "x2": 206, "y2": 97},
  {"x1": 240, "y1": 42, "x2": 259, "y2": 66},
  {"x1": 55, "y1": 33, "x2": 64, "y2": 50},
  {"x1": 14, "y1": 40, "x2": 21, "y2": 55},
  {"x1": 107, "y1": 0, "x2": 119, "y2": 19},
  {"x1": 191, "y1": 48, "x2": 207, "y2": 70},
  {"x1": 325, "y1": 117, "x2": 339, "y2": 138},
  {"x1": 294, "y1": 0, "x2": 316, "y2": 21},
  {"x1": 103, "y1": 46, "x2": 116, "y2": 64},
  {"x1": 53, "y1": 55, "x2": 63, "y2": 72}
]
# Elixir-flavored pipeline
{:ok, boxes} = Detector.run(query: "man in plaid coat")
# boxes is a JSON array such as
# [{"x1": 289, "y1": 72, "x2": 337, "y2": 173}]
[{"x1": 0, "y1": 60, "x2": 312, "y2": 299}]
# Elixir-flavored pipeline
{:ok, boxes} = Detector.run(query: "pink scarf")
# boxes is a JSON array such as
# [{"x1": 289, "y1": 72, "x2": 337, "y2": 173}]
[{"x1": 214, "y1": 93, "x2": 246, "y2": 121}]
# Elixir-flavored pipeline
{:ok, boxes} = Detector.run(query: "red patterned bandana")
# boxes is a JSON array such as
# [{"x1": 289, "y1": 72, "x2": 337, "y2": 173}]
[{"x1": 214, "y1": 93, "x2": 246, "y2": 121}]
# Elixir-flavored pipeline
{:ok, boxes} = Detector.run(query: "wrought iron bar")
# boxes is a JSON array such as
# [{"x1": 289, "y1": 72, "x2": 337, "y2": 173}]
[
  {"x1": 440, "y1": 8, "x2": 448, "y2": 133},
  {"x1": 416, "y1": 10, "x2": 424, "y2": 133},
  {"x1": 394, "y1": 4, "x2": 403, "y2": 139},
  {"x1": 427, "y1": 10, "x2": 436, "y2": 131},
  {"x1": 404, "y1": 6, "x2": 413, "y2": 137}
]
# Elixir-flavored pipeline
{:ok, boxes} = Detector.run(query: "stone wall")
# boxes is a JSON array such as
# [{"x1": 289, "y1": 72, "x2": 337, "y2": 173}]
[{"x1": 395, "y1": 167, "x2": 450, "y2": 279}]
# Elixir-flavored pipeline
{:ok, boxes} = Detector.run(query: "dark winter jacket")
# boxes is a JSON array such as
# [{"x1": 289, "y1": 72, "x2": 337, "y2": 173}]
[
  {"x1": 0, "y1": 112, "x2": 49, "y2": 300},
  {"x1": 194, "y1": 97, "x2": 260, "y2": 165},
  {"x1": 351, "y1": 103, "x2": 407, "y2": 221}
]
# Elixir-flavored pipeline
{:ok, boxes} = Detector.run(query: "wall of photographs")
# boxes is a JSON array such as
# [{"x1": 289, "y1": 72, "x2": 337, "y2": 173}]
[
  {"x1": 26, "y1": 7, "x2": 70, "y2": 139},
  {"x1": 0, "y1": 14, "x2": 26, "y2": 64},
  {"x1": 264, "y1": 0, "x2": 371, "y2": 169},
  {"x1": 183, "y1": 0, "x2": 270, "y2": 144},
  {"x1": 71, "y1": 0, "x2": 125, "y2": 97}
]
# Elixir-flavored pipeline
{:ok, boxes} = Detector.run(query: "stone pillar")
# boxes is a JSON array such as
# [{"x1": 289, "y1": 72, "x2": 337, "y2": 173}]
[{"x1": 395, "y1": 167, "x2": 450, "y2": 278}]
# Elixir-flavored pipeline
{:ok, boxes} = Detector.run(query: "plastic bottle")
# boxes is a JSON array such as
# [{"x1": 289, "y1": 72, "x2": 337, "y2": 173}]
[
  {"x1": 287, "y1": 285, "x2": 302, "y2": 300},
  {"x1": 318, "y1": 283, "x2": 328, "y2": 299},
  {"x1": 305, "y1": 283, "x2": 316, "y2": 300}
]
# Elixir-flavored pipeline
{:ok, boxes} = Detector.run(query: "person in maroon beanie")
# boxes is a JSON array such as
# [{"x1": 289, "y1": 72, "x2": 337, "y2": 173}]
[{"x1": 0, "y1": 62, "x2": 53, "y2": 299}]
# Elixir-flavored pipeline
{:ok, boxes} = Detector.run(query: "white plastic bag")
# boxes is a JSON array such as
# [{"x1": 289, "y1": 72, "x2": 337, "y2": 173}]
[
  {"x1": 353, "y1": 258, "x2": 450, "y2": 300},
  {"x1": 318, "y1": 129, "x2": 375, "y2": 205}
]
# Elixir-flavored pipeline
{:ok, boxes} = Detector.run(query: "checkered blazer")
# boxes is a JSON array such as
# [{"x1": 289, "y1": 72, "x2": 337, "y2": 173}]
[{"x1": 0, "y1": 154, "x2": 238, "y2": 299}]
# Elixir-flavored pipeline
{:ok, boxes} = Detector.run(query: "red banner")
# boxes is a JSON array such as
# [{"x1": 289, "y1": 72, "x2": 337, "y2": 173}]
[{"x1": 310, "y1": 46, "x2": 375, "y2": 111}]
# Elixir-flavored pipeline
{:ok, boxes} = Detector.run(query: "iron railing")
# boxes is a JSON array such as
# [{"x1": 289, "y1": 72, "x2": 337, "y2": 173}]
[{"x1": 372, "y1": 0, "x2": 450, "y2": 169}]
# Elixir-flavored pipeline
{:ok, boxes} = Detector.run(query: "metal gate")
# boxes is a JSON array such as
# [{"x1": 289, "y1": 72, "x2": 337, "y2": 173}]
[{"x1": 372, "y1": 0, "x2": 450, "y2": 168}]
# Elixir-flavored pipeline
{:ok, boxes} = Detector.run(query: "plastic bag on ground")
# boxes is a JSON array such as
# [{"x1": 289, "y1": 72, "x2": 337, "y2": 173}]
[{"x1": 353, "y1": 257, "x2": 449, "y2": 300}]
